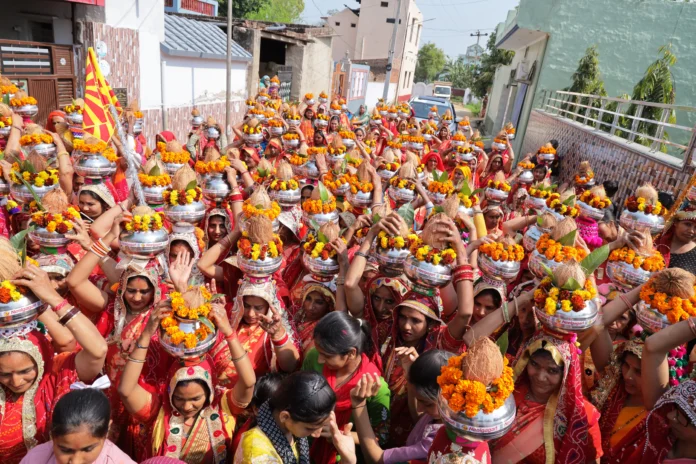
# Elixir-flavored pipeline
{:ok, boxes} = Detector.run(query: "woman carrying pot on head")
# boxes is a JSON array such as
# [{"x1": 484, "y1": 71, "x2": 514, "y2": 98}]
[
  {"x1": 302, "y1": 312, "x2": 390, "y2": 464},
  {"x1": 327, "y1": 116, "x2": 340, "y2": 143},
  {"x1": 1, "y1": 263, "x2": 108, "y2": 464},
  {"x1": 118, "y1": 300, "x2": 256, "y2": 463},
  {"x1": 655, "y1": 206, "x2": 696, "y2": 275},
  {"x1": 299, "y1": 106, "x2": 315, "y2": 145},
  {"x1": 421, "y1": 151, "x2": 446, "y2": 184}
]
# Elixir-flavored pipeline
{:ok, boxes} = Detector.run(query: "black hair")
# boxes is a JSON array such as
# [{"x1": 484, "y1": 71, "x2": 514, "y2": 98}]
[
  {"x1": 252, "y1": 372, "x2": 286, "y2": 409},
  {"x1": 550, "y1": 139, "x2": 559, "y2": 150},
  {"x1": 475, "y1": 288, "x2": 503, "y2": 308},
  {"x1": 407, "y1": 350, "x2": 454, "y2": 401},
  {"x1": 78, "y1": 190, "x2": 109, "y2": 211},
  {"x1": 658, "y1": 191, "x2": 675, "y2": 211},
  {"x1": 170, "y1": 239, "x2": 194, "y2": 254},
  {"x1": 533, "y1": 164, "x2": 548, "y2": 172},
  {"x1": 530, "y1": 347, "x2": 564, "y2": 367},
  {"x1": 270, "y1": 371, "x2": 336, "y2": 423},
  {"x1": 51, "y1": 389, "x2": 110, "y2": 438},
  {"x1": 602, "y1": 180, "x2": 619, "y2": 198},
  {"x1": 313, "y1": 311, "x2": 374, "y2": 357},
  {"x1": 126, "y1": 275, "x2": 154, "y2": 291},
  {"x1": 175, "y1": 379, "x2": 211, "y2": 408}
]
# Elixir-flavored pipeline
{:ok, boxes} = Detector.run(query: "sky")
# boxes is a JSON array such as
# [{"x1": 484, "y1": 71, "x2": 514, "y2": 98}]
[{"x1": 301, "y1": 0, "x2": 521, "y2": 59}]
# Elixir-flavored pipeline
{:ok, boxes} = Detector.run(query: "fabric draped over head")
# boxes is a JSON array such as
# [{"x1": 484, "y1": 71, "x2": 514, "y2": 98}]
[
  {"x1": 79, "y1": 182, "x2": 117, "y2": 209},
  {"x1": 592, "y1": 339, "x2": 643, "y2": 411},
  {"x1": 643, "y1": 379, "x2": 696, "y2": 462},
  {"x1": 45, "y1": 110, "x2": 66, "y2": 133},
  {"x1": 512, "y1": 331, "x2": 595, "y2": 464},
  {"x1": 36, "y1": 253, "x2": 75, "y2": 277},
  {"x1": 474, "y1": 276, "x2": 506, "y2": 301},
  {"x1": 167, "y1": 228, "x2": 205, "y2": 286},
  {"x1": 421, "y1": 152, "x2": 445, "y2": 172},
  {"x1": 157, "y1": 131, "x2": 177, "y2": 144},
  {"x1": 655, "y1": 206, "x2": 696, "y2": 266},
  {"x1": 202, "y1": 208, "x2": 232, "y2": 247},
  {"x1": 0, "y1": 330, "x2": 51, "y2": 451},
  {"x1": 112, "y1": 264, "x2": 163, "y2": 344},
  {"x1": 278, "y1": 206, "x2": 304, "y2": 241},
  {"x1": 300, "y1": 283, "x2": 335, "y2": 309}
]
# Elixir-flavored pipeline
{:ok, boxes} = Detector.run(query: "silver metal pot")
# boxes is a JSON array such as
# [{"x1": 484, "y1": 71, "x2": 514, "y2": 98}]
[
  {"x1": 315, "y1": 119, "x2": 328, "y2": 128},
  {"x1": 424, "y1": 133, "x2": 433, "y2": 142},
  {"x1": 457, "y1": 152, "x2": 475, "y2": 163},
  {"x1": 258, "y1": 95, "x2": 269, "y2": 103},
  {"x1": 485, "y1": 187, "x2": 509, "y2": 203},
  {"x1": 522, "y1": 225, "x2": 548, "y2": 252},
  {"x1": 0, "y1": 178, "x2": 9, "y2": 195},
  {"x1": 452, "y1": 140, "x2": 465, "y2": 148},
  {"x1": 142, "y1": 185, "x2": 170, "y2": 206},
  {"x1": 518, "y1": 170, "x2": 534, "y2": 184},
  {"x1": 606, "y1": 259, "x2": 654, "y2": 290},
  {"x1": 67, "y1": 112, "x2": 83, "y2": 125},
  {"x1": 577, "y1": 200, "x2": 605, "y2": 221},
  {"x1": 0, "y1": 126, "x2": 10, "y2": 137},
  {"x1": 619, "y1": 209, "x2": 665, "y2": 236},
  {"x1": 575, "y1": 177, "x2": 595, "y2": 188},
  {"x1": 389, "y1": 186, "x2": 416, "y2": 205},
  {"x1": 286, "y1": 119, "x2": 301, "y2": 128},
  {"x1": 342, "y1": 138, "x2": 355, "y2": 148},
  {"x1": 379, "y1": 110, "x2": 388, "y2": 116},
  {"x1": 164, "y1": 162, "x2": 187, "y2": 176},
  {"x1": 478, "y1": 254, "x2": 521, "y2": 282},
  {"x1": 29, "y1": 225, "x2": 71, "y2": 248},
  {"x1": 378, "y1": 169, "x2": 398, "y2": 181},
  {"x1": 318, "y1": 97, "x2": 328, "y2": 104},
  {"x1": 388, "y1": 112, "x2": 397, "y2": 119},
  {"x1": 636, "y1": 301, "x2": 669, "y2": 333},
  {"x1": 370, "y1": 119, "x2": 383, "y2": 126},
  {"x1": 430, "y1": 192, "x2": 447, "y2": 205},
  {"x1": 206, "y1": 127, "x2": 220, "y2": 140},
  {"x1": 14, "y1": 104, "x2": 38, "y2": 118},
  {"x1": 302, "y1": 253, "x2": 340, "y2": 278},
  {"x1": 524, "y1": 196, "x2": 547, "y2": 213},
  {"x1": 411, "y1": 142, "x2": 424, "y2": 151},
  {"x1": 346, "y1": 189, "x2": 373, "y2": 208},
  {"x1": 160, "y1": 315, "x2": 218, "y2": 360},
  {"x1": 327, "y1": 153, "x2": 346, "y2": 164},
  {"x1": 403, "y1": 255, "x2": 452, "y2": 288},
  {"x1": 535, "y1": 297, "x2": 600, "y2": 332},
  {"x1": 0, "y1": 291, "x2": 42, "y2": 328},
  {"x1": 302, "y1": 160, "x2": 320, "y2": 179},
  {"x1": 302, "y1": 210, "x2": 339, "y2": 229},
  {"x1": 164, "y1": 200, "x2": 206, "y2": 226},
  {"x1": 438, "y1": 393, "x2": 516, "y2": 442},
  {"x1": 269, "y1": 187, "x2": 301, "y2": 208},
  {"x1": 133, "y1": 118, "x2": 144, "y2": 135},
  {"x1": 237, "y1": 252, "x2": 282, "y2": 277},
  {"x1": 32, "y1": 143, "x2": 56, "y2": 158},
  {"x1": 191, "y1": 115, "x2": 205, "y2": 126},
  {"x1": 306, "y1": 98, "x2": 316, "y2": 105},
  {"x1": 538, "y1": 153, "x2": 555, "y2": 163},
  {"x1": 245, "y1": 132, "x2": 263, "y2": 145},
  {"x1": 119, "y1": 228, "x2": 169, "y2": 259},
  {"x1": 282, "y1": 138, "x2": 299, "y2": 149},
  {"x1": 458, "y1": 205, "x2": 475, "y2": 217},
  {"x1": 528, "y1": 249, "x2": 562, "y2": 279},
  {"x1": 202, "y1": 173, "x2": 231, "y2": 203},
  {"x1": 507, "y1": 133, "x2": 515, "y2": 140},
  {"x1": 329, "y1": 182, "x2": 350, "y2": 197},
  {"x1": 10, "y1": 182, "x2": 59, "y2": 205},
  {"x1": 270, "y1": 126, "x2": 285, "y2": 136},
  {"x1": 74, "y1": 153, "x2": 117, "y2": 178},
  {"x1": 372, "y1": 245, "x2": 410, "y2": 275},
  {"x1": 493, "y1": 142, "x2": 507, "y2": 151}
]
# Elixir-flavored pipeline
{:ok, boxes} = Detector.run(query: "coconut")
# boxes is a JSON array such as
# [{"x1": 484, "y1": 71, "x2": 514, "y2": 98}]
[
  {"x1": 356, "y1": 162, "x2": 371, "y2": 183},
  {"x1": 0, "y1": 103, "x2": 11, "y2": 118},
  {"x1": 555, "y1": 260, "x2": 586, "y2": 290},
  {"x1": 636, "y1": 183, "x2": 658, "y2": 204},
  {"x1": 172, "y1": 165, "x2": 197, "y2": 191},
  {"x1": 166, "y1": 140, "x2": 185, "y2": 154},
  {"x1": 372, "y1": 202, "x2": 392, "y2": 219},
  {"x1": 0, "y1": 237, "x2": 21, "y2": 281},
  {"x1": 13, "y1": 90, "x2": 28, "y2": 100},
  {"x1": 247, "y1": 215, "x2": 275, "y2": 244},
  {"x1": 247, "y1": 117, "x2": 260, "y2": 129},
  {"x1": 204, "y1": 147, "x2": 221, "y2": 162},
  {"x1": 559, "y1": 189, "x2": 576, "y2": 205},
  {"x1": 27, "y1": 152, "x2": 48, "y2": 173},
  {"x1": 206, "y1": 116, "x2": 217, "y2": 126},
  {"x1": 248, "y1": 186, "x2": 272, "y2": 210},
  {"x1": 442, "y1": 194, "x2": 460, "y2": 219},
  {"x1": 82, "y1": 135, "x2": 101, "y2": 146},
  {"x1": 42, "y1": 188, "x2": 70, "y2": 214},
  {"x1": 319, "y1": 222, "x2": 340, "y2": 243},
  {"x1": 311, "y1": 185, "x2": 334, "y2": 202},
  {"x1": 551, "y1": 217, "x2": 578, "y2": 241},
  {"x1": 398, "y1": 162, "x2": 416, "y2": 179},
  {"x1": 421, "y1": 213, "x2": 449, "y2": 249},
  {"x1": 493, "y1": 171, "x2": 507, "y2": 183},
  {"x1": 24, "y1": 124, "x2": 43, "y2": 136},
  {"x1": 331, "y1": 137, "x2": 346, "y2": 151},
  {"x1": 538, "y1": 213, "x2": 558, "y2": 230},
  {"x1": 182, "y1": 286, "x2": 207, "y2": 315},
  {"x1": 578, "y1": 161, "x2": 593, "y2": 177},
  {"x1": 380, "y1": 149, "x2": 396, "y2": 164},
  {"x1": 72, "y1": 98, "x2": 85, "y2": 108},
  {"x1": 589, "y1": 185, "x2": 607, "y2": 199},
  {"x1": 277, "y1": 161, "x2": 294, "y2": 181},
  {"x1": 459, "y1": 337, "x2": 504, "y2": 386},
  {"x1": 653, "y1": 268, "x2": 696, "y2": 299},
  {"x1": 191, "y1": 108, "x2": 201, "y2": 117},
  {"x1": 405, "y1": 151, "x2": 420, "y2": 166},
  {"x1": 132, "y1": 205, "x2": 155, "y2": 216},
  {"x1": 143, "y1": 157, "x2": 166, "y2": 176}
]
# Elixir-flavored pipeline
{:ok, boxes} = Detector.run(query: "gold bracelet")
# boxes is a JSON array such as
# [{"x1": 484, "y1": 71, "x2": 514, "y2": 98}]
[
  {"x1": 231, "y1": 350, "x2": 248, "y2": 363},
  {"x1": 127, "y1": 356, "x2": 146, "y2": 364}
]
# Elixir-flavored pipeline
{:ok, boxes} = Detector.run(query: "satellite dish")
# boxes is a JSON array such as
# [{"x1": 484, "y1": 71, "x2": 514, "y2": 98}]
[
  {"x1": 96, "y1": 41, "x2": 108, "y2": 58},
  {"x1": 99, "y1": 59, "x2": 111, "y2": 77}
]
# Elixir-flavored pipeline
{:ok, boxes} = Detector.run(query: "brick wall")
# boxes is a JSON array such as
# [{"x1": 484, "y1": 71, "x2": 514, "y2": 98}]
[{"x1": 521, "y1": 109, "x2": 696, "y2": 208}]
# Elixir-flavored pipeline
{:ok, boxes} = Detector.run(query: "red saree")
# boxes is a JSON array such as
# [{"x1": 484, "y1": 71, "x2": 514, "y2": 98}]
[{"x1": 427, "y1": 426, "x2": 491, "y2": 463}]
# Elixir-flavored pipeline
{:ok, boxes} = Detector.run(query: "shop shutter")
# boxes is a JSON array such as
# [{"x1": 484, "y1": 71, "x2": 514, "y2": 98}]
[
  {"x1": 57, "y1": 79, "x2": 75, "y2": 108},
  {"x1": 28, "y1": 79, "x2": 57, "y2": 127}
]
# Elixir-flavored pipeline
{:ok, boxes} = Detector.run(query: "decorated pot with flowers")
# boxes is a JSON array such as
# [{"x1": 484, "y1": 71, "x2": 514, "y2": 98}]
[
  {"x1": 318, "y1": 91, "x2": 328, "y2": 105},
  {"x1": 516, "y1": 160, "x2": 535, "y2": 185},
  {"x1": 120, "y1": 207, "x2": 169, "y2": 259},
  {"x1": 282, "y1": 132, "x2": 300, "y2": 149},
  {"x1": 537, "y1": 143, "x2": 556, "y2": 163},
  {"x1": 346, "y1": 164, "x2": 374, "y2": 209},
  {"x1": 525, "y1": 185, "x2": 554, "y2": 213},
  {"x1": 64, "y1": 101, "x2": 84, "y2": 130},
  {"x1": 577, "y1": 187, "x2": 611, "y2": 221},
  {"x1": 529, "y1": 222, "x2": 587, "y2": 279},
  {"x1": 491, "y1": 133, "x2": 507, "y2": 151},
  {"x1": 243, "y1": 118, "x2": 264, "y2": 145},
  {"x1": 160, "y1": 287, "x2": 217, "y2": 359},
  {"x1": 389, "y1": 162, "x2": 418, "y2": 205},
  {"x1": 372, "y1": 209, "x2": 416, "y2": 275},
  {"x1": 237, "y1": 216, "x2": 284, "y2": 277},
  {"x1": 28, "y1": 189, "x2": 80, "y2": 248},
  {"x1": 327, "y1": 140, "x2": 347, "y2": 164},
  {"x1": 376, "y1": 154, "x2": 400, "y2": 181},
  {"x1": 437, "y1": 338, "x2": 516, "y2": 441},
  {"x1": 503, "y1": 122, "x2": 515, "y2": 140},
  {"x1": 323, "y1": 169, "x2": 350, "y2": 197},
  {"x1": 544, "y1": 192, "x2": 580, "y2": 220},
  {"x1": 289, "y1": 147, "x2": 312, "y2": 175},
  {"x1": 0, "y1": 107, "x2": 12, "y2": 138},
  {"x1": 163, "y1": 166, "x2": 206, "y2": 226},
  {"x1": 427, "y1": 171, "x2": 454, "y2": 205},
  {"x1": 20, "y1": 128, "x2": 56, "y2": 158},
  {"x1": 0, "y1": 281, "x2": 41, "y2": 328},
  {"x1": 304, "y1": 93, "x2": 315, "y2": 106},
  {"x1": 268, "y1": 118, "x2": 285, "y2": 137},
  {"x1": 370, "y1": 108, "x2": 383, "y2": 126},
  {"x1": 0, "y1": 170, "x2": 9, "y2": 195},
  {"x1": 574, "y1": 161, "x2": 595, "y2": 188},
  {"x1": 522, "y1": 214, "x2": 556, "y2": 252},
  {"x1": 190, "y1": 108, "x2": 204, "y2": 127},
  {"x1": 241, "y1": 187, "x2": 281, "y2": 234},
  {"x1": 73, "y1": 138, "x2": 118, "y2": 178},
  {"x1": 195, "y1": 151, "x2": 231, "y2": 202},
  {"x1": 138, "y1": 160, "x2": 172, "y2": 206},
  {"x1": 269, "y1": 161, "x2": 302, "y2": 208},
  {"x1": 10, "y1": 92, "x2": 38, "y2": 119},
  {"x1": 159, "y1": 140, "x2": 192, "y2": 175},
  {"x1": 637, "y1": 269, "x2": 696, "y2": 334},
  {"x1": 478, "y1": 239, "x2": 524, "y2": 282},
  {"x1": 485, "y1": 178, "x2": 511, "y2": 203},
  {"x1": 455, "y1": 144, "x2": 476, "y2": 164},
  {"x1": 404, "y1": 216, "x2": 458, "y2": 288},
  {"x1": 533, "y1": 252, "x2": 605, "y2": 332},
  {"x1": 451, "y1": 132, "x2": 467, "y2": 148},
  {"x1": 607, "y1": 248, "x2": 664, "y2": 290},
  {"x1": 315, "y1": 113, "x2": 329, "y2": 128},
  {"x1": 302, "y1": 222, "x2": 342, "y2": 279},
  {"x1": 620, "y1": 184, "x2": 665, "y2": 235},
  {"x1": 339, "y1": 130, "x2": 356, "y2": 149},
  {"x1": 302, "y1": 183, "x2": 339, "y2": 229},
  {"x1": 9, "y1": 156, "x2": 60, "y2": 205}
]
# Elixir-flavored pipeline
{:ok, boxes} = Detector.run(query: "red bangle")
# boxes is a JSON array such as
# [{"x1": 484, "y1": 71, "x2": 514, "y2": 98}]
[
  {"x1": 619, "y1": 294, "x2": 633, "y2": 310},
  {"x1": 52, "y1": 299, "x2": 69, "y2": 313},
  {"x1": 271, "y1": 332, "x2": 289, "y2": 347},
  {"x1": 229, "y1": 193, "x2": 244, "y2": 202},
  {"x1": 225, "y1": 332, "x2": 237, "y2": 341},
  {"x1": 452, "y1": 264, "x2": 473, "y2": 274}
]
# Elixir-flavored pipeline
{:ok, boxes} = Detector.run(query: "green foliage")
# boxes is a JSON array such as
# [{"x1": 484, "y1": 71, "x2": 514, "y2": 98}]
[
  {"x1": 471, "y1": 32, "x2": 515, "y2": 99},
  {"x1": 464, "y1": 102, "x2": 482, "y2": 117},
  {"x1": 442, "y1": 57, "x2": 476, "y2": 90},
  {"x1": 415, "y1": 43, "x2": 447, "y2": 83},
  {"x1": 245, "y1": 0, "x2": 304, "y2": 23},
  {"x1": 218, "y1": 0, "x2": 268, "y2": 18},
  {"x1": 562, "y1": 46, "x2": 607, "y2": 126}
]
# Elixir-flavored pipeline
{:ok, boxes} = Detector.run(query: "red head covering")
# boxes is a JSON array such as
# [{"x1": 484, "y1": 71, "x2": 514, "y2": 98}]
[
  {"x1": 422, "y1": 151, "x2": 445, "y2": 171},
  {"x1": 45, "y1": 110, "x2": 66, "y2": 133},
  {"x1": 156, "y1": 131, "x2": 176, "y2": 144},
  {"x1": 241, "y1": 146, "x2": 261, "y2": 165}
]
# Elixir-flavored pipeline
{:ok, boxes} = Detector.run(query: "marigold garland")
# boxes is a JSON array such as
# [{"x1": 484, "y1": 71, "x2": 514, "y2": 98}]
[
  {"x1": 162, "y1": 187, "x2": 203, "y2": 206},
  {"x1": 533, "y1": 276, "x2": 597, "y2": 315},
  {"x1": 303, "y1": 233, "x2": 345, "y2": 260},
  {"x1": 535, "y1": 234, "x2": 588, "y2": 263},
  {"x1": 539, "y1": 145, "x2": 556, "y2": 155},
  {"x1": 242, "y1": 199, "x2": 281, "y2": 221},
  {"x1": 579, "y1": 190, "x2": 611, "y2": 209},
  {"x1": 529, "y1": 187, "x2": 552, "y2": 199},
  {"x1": 138, "y1": 171, "x2": 171, "y2": 188},
  {"x1": 74, "y1": 139, "x2": 118, "y2": 162},
  {"x1": 19, "y1": 134, "x2": 53, "y2": 146},
  {"x1": 302, "y1": 197, "x2": 337, "y2": 215},
  {"x1": 518, "y1": 161, "x2": 535, "y2": 170},
  {"x1": 64, "y1": 104, "x2": 83, "y2": 114},
  {"x1": 10, "y1": 164, "x2": 59, "y2": 187},
  {"x1": 282, "y1": 133, "x2": 299, "y2": 141},
  {"x1": 194, "y1": 156, "x2": 231, "y2": 174},
  {"x1": 437, "y1": 353, "x2": 514, "y2": 418},
  {"x1": 639, "y1": 277, "x2": 696, "y2": 324},
  {"x1": 574, "y1": 172, "x2": 594, "y2": 185},
  {"x1": 0, "y1": 116, "x2": 12, "y2": 129},
  {"x1": 487, "y1": 180, "x2": 511, "y2": 192},
  {"x1": 479, "y1": 242, "x2": 525, "y2": 262},
  {"x1": 387, "y1": 141, "x2": 402, "y2": 150},
  {"x1": 545, "y1": 194, "x2": 580, "y2": 218},
  {"x1": 408, "y1": 236, "x2": 457, "y2": 266},
  {"x1": 30, "y1": 207, "x2": 80, "y2": 234},
  {"x1": 322, "y1": 171, "x2": 348, "y2": 192},
  {"x1": 376, "y1": 231, "x2": 416, "y2": 251},
  {"x1": 624, "y1": 196, "x2": 664, "y2": 216},
  {"x1": 123, "y1": 213, "x2": 165, "y2": 232},
  {"x1": 10, "y1": 96, "x2": 37, "y2": 107},
  {"x1": 0, "y1": 281, "x2": 26, "y2": 304},
  {"x1": 428, "y1": 179, "x2": 454, "y2": 195},
  {"x1": 161, "y1": 287, "x2": 214, "y2": 349},
  {"x1": 346, "y1": 174, "x2": 374, "y2": 194},
  {"x1": 458, "y1": 193, "x2": 479, "y2": 208},
  {"x1": 453, "y1": 133, "x2": 467, "y2": 142},
  {"x1": 389, "y1": 176, "x2": 415, "y2": 191},
  {"x1": 289, "y1": 153, "x2": 309, "y2": 166},
  {"x1": 0, "y1": 84, "x2": 18, "y2": 95},
  {"x1": 238, "y1": 232, "x2": 283, "y2": 261},
  {"x1": 155, "y1": 142, "x2": 190, "y2": 165},
  {"x1": 243, "y1": 124, "x2": 263, "y2": 135},
  {"x1": 268, "y1": 119, "x2": 284, "y2": 128},
  {"x1": 339, "y1": 130, "x2": 355, "y2": 140},
  {"x1": 133, "y1": 111, "x2": 144, "y2": 118},
  {"x1": 609, "y1": 247, "x2": 665, "y2": 272}
]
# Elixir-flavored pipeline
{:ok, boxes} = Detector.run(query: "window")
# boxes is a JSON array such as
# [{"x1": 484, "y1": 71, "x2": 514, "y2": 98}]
[
  {"x1": 335, "y1": 21, "x2": 341, "y2": 26},
  {"x1": 351, "y1": 23, "x2": 356, "y2": 28},
  {"x1": 381, "y1": 1, "x2": 389, "y2": 6},
  {"x1": 416, "y1": 24, "x2": 421, "y2": 44},
  {"x1": 410, "y1": 18, "x2": 416, "y2": 42},
  {"x1": 386, "y1": 18, "x2": 395, "y2": 23}
]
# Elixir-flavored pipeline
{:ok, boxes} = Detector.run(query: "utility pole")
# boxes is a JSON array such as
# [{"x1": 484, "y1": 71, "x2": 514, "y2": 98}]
[
  {"x1": 225, "y1": 0, "x2": 233, "y2": 141},
  {"x1": 383, "y1": 0, "x2": 402, "y2": 103},
  {"x1": 470, "y1": 30, "x2": 488, "y2": 65}
]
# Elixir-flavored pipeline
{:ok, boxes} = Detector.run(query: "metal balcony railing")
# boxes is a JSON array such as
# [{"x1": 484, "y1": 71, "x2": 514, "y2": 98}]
[{"x1": 538, "y1": 89, "x2": 696, "y2": 169}]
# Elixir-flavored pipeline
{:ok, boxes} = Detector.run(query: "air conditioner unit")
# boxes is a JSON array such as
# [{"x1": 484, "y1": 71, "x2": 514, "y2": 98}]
[{"x1": 515, "y1": 60, "x2": 536, "y2": 82}]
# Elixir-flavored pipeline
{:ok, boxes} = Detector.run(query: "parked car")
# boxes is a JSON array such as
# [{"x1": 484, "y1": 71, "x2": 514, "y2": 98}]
[
  {"x1": 409, "y1": 96, "x2": 459, "y2": 133},
  {"x1": 432, "y1": 81, "x2": 453, "y2": 100}
]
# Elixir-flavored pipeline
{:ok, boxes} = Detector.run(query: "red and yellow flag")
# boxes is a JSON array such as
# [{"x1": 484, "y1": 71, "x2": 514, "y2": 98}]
[{"x1": 83, "y1": 47, "x2": 122, "y2": 143}]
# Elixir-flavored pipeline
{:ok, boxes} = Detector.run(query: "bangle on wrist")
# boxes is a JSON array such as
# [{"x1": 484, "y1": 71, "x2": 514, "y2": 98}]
[
  {"x1": 58, "y1": 306, "x2": 80, "y2": 326},
  {"x1": 351, "y1": 403, "x2": 366, "y2": 409},
  {"x1": 127, "y1": 356, "x2": 146, "y2": 364},
  {"x1": 231, "y1": 350, "x2": 248, "y2": 363},
  {"x1": 136, "y1": 341, "x2": 149, "y2": 350},
  {"x1": 52, "y1": 298, "x2": 69, "y2": 314},
  {"x1": 224, "y1": 332, "x2": 237, "y2": 341}
]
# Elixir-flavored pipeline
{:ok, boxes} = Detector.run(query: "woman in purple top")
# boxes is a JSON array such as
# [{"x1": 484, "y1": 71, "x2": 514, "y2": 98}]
[{"x1": 349, "y1": 350, "x2": 454, "y2": 464}]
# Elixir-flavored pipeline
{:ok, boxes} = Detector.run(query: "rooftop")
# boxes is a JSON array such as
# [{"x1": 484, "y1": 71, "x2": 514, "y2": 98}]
[{"x1": 162, "y1": 13, "x2": 252, "y2": 60}]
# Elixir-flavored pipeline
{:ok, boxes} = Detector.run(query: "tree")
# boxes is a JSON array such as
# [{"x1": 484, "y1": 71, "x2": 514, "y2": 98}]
[
  {"x1": 246, "y1": 0, "x2": 304, "y2": 23},
  {"x1": 218, "y1": 0, "x2": 268, "y2": 18},
  {"x1": 414, "y1": 43, "x2": 447, "y2": 83},
  {"x1": 441, "y1": 57, "x2": 476, "y2": 90},
  {"x1": 562, "y1": 45, "x2": 606, "y2": 126},
  {"x1": 471, "y1": 32, "x2": 514, "y2": 98}
]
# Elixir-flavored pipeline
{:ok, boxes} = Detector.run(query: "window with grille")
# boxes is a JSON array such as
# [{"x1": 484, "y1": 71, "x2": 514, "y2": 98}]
[{"x1": 381, "y1": 1, "x2": 388, "y2": 6}]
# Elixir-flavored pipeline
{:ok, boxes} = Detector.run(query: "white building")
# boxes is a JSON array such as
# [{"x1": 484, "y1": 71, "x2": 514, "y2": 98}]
[{"x1": 325, "y1": 0, "x2": 423, "y2": 102}]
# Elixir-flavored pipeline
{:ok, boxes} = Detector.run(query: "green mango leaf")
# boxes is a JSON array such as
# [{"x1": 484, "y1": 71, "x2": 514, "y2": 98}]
[
  {"x1": 19, "y1": 177, "x2": 44, "y2": 211},
  {"x1": 318, "y1": 229, "x2": 328, "y2": 243},
  {"x1": 558, "y1": 230, "x2": 577, "y2": 247},
  {"x1": 540, "y1": 263, "x2": 557, "y2": 285},
  {"x1": 549, "y1": 184, "x2": 558, "y2": 190},
  {"x1": 372, "y1": 213, "x2": 381, "y2": 224},
  {"x1": 537, "y1": 215, "x2": 544, "y2": 227},
  {"x1": 561, "y1": 277, "x2": 582, "y2": 291},
  {"x1": 10, "y1": 226, "x2": 33, "y2": 265},
  {"x1": 198, "y1": 317, "x2": 216, "y2": 333},
  {"x1": 340, "y1": 159, "x2": 347, "y2": 174},
  {"x1": 459, "y1": 181, "x2": 472, "y2": 197},
  {"x1": 2, "y1": 94, "x2": 9, "y2": 105},
  {"x1": 310, "y1": 219, "x2": 321, "y2": 232},
  {"x1": 562, "y1": 195, "x2": 575, "y2": 206},
  {"x1": 433, "y1": 205, "x2": 444, "y2": 214},
  {"x1": 318, "y1": 182, "x2": 329, "y2": 203},
  {"x1": 185, "y1": 180, "x2": 198, "y2": 191},
  {"x1": 22, "y1": 161, "x2": 36, "y2": 174},
  {"x1": 471, "y1": 188, "x2": 484, "y2": 196},
  {"x1": 397, "y1": 202, "x2": 415, "y2": 228},
  {"x1": 257, "y1": 167, "x2": 268, "y2": 178},
  {"x1": 149, "y1": 164, "x2": 161, "y2": 176},
  {"x1": 496, "y1": 329, "x2": 509, "y2": 357},
  {"x1": 580, "y1": 244, "x2": 610, "y2": 276}
]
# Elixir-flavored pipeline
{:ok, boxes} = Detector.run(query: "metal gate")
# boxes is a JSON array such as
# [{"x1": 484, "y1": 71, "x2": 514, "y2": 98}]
[{"x1": 277, "y1": 65, "x2": 292, "y2": 102}]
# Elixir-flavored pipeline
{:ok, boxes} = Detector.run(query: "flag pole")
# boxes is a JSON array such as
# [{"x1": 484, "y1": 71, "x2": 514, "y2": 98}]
[{"x1": 108, "y1": 104, "x2": 146, "y2": 206}]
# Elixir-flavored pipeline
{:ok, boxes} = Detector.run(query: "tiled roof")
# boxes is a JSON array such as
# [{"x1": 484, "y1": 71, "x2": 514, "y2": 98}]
[{"x1": 162, "y1": 13, "x2": 252, "y2": 61}]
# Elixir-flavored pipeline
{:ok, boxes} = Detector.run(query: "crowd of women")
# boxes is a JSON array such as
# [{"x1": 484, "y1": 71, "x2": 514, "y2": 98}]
[{"x1": 0, "y1": 71, "x2": 696, "y2": 464}]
